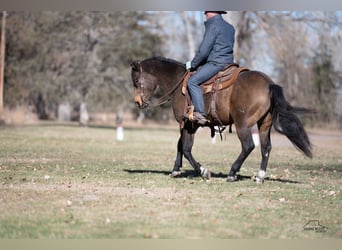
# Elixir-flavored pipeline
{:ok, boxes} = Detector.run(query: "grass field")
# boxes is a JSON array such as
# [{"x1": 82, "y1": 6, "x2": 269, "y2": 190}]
[{"x1": 0, "y1": 123, "x2": 341, "y2": 238}]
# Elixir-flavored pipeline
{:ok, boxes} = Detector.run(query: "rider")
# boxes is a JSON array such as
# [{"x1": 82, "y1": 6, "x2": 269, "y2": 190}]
[{"x1": 184, "y1": 11, "x2": 235, "y2": 125}]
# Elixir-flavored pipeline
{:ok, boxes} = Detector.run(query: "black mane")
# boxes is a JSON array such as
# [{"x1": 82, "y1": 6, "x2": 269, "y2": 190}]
[{"x1": 143, "y1": 56, "x2": 185, "y2": 69}]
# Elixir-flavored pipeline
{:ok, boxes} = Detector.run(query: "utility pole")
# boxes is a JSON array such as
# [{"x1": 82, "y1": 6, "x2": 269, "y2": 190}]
[{"x1": 0, "y1": 11, "x2": 7, "y2": 118}]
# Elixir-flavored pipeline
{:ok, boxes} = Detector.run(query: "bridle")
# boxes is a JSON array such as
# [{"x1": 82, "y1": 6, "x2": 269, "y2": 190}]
[
  {"x1": 136, "y1": 64, "x2": 188, "y2": 107},
  {"x1": 137, "y1": 66, "x2": 150, "y2": 107}
]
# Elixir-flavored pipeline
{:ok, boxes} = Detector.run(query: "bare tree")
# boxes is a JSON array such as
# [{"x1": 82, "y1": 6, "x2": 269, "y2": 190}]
[
  {"x1": 266, "y1": 14, "x2": 311, "y2": 104},
  {"x1": 0, "y1": 11, "x2": 6, "y2": 118},
  {"x1": 233, "y1": 11, "x2": 342, "y2": 126},
  {"x1": 181, "y1": 12, "x2": 197, "y2": 59},
  {"x1": 232, "y1": 11, "x2": 256, "y2": 66}
]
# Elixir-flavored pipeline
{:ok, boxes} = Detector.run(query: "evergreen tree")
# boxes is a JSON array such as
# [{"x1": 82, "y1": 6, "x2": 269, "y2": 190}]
[{"x1": 4, "y1": 11, "x2": 163, "y2": 118}]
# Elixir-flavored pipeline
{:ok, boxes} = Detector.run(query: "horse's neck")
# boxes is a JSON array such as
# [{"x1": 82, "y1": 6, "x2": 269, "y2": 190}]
[{"x1": 158, "y1": 64, "x2": 185, "y2": 91}]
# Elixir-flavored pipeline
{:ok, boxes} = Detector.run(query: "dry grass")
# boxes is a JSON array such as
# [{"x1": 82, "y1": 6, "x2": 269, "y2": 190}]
[{"x1": 0, "y1": 123, "x2": 341, "y2": 238}]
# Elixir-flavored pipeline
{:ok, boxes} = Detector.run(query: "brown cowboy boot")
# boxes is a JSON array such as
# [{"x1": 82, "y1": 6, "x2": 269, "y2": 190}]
[
  {"x1": 192, "y1": 112, "x2": 209, "y2": 125},
  {"x1": 183, "y1": 106, "x2": 209, "y2": 125}
]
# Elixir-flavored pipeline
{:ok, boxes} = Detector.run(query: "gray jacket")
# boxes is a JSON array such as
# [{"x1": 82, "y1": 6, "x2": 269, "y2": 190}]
[{"x1": 191, "y1": 14, "x2": 235, "y2": 69}]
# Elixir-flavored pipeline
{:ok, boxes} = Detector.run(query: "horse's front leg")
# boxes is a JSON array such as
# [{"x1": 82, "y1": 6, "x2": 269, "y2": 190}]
[
  {"x1": 171, "y1": 136, "x2": 183, "y2": 177},
  {"x1": 174, "y1": 124, "x2": 210, "y2": 180}
]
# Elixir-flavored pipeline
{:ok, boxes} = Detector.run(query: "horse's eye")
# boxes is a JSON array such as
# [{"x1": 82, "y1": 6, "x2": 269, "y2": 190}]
[{"x1": 133, "y1": 78, "x2": 139, "y2": 87}]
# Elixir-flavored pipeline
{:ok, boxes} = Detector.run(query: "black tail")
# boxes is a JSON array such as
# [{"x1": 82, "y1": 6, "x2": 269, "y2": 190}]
[{"x1": 269, "y1": 84, "x2": 313, "y2": 158}]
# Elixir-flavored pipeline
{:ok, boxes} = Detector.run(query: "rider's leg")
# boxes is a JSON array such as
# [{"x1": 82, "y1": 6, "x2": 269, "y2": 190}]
[{"x1": 187, "y1": 63, "x2": 222, "y2": 116}]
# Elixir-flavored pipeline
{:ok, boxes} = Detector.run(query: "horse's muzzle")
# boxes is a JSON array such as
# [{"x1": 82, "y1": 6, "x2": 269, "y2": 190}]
[{"x1": 134, "y1": 94, "x2": 149, "y2": 109}]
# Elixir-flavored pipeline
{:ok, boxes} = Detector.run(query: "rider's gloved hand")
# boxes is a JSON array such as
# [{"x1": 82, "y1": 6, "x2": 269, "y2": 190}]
[{"x1": 186, "y1": 61, "x2": 192, "y2": 71}]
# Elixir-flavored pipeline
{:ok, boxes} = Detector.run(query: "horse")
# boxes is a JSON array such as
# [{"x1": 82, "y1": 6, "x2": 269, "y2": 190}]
[{"x1": 130, "y1": 56, "x2": 313, "y2": 183}]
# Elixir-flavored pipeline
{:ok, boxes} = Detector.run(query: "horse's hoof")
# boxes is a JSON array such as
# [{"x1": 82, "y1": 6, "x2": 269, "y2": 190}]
[
  {"x1": 253, "y1": 175, "x2": 264, "y2": 184},
  {"x1": 200, "y1": 167, "x2": 211, "y2": 181},
  {"x1": 171, "y1": 171, "x2": 181, "y2": 178},
  {"x1": 226, "y1": 175, "x2": 238, "y2": 182}
]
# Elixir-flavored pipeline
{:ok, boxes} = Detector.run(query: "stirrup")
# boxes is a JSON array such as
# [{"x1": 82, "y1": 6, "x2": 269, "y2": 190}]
[{"x1": 183, "y1": 105, "x2": 195, "y2": 121}]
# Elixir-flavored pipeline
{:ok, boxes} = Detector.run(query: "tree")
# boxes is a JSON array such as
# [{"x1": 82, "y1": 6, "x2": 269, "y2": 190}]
[
  {"x1": 4, "y1": 11, "x2": 163, "y2": 119},
  {"x1": 3, "y1": 11, "x2": 342, "y2": 125},
  {"x1": 0, "y1": 11, "x2": 6, "y2": 119},
  {"x1": 232, "y1": 11, "x2": 257, "y2": 67},
  {"x1": 233, "y1": 11, "x2": 342, "y2": 126},
  {"x1": 311, "y1": 43, "x2": 340, "y2": 123},
  {"x1": 266, "y1": 13, "x2": 312, "y2": 105}
]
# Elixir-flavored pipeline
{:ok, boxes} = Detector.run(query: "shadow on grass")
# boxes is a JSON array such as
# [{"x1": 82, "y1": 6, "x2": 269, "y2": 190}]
[
  {"x1": 123, "y1": 169, "x2": 301, "y2": 184},
  {"x1": 124, "y1": 169, "x2": 229, "y2": 179},
  {"x1": 265, "y1": 176, "x2": 301, "y2": 184}
]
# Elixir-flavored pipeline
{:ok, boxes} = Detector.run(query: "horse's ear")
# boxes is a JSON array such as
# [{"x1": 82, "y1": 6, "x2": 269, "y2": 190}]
[{"x1": 130, "y1": 60, "x2": 141, "y2": 72}]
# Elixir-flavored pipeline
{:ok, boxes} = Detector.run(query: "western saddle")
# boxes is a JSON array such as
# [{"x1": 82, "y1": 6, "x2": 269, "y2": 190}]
[{"x1": 182, "y1": 64, "x2": 249, "y2": 125}]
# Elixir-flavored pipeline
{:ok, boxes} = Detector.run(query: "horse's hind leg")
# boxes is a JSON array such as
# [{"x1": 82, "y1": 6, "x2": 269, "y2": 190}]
[
  {"x1": 254, "y1": 113, "x2": 272, "y2": 183},
  {"x1": 227, "y1": 126, "x2": 255, "y2": 182}
]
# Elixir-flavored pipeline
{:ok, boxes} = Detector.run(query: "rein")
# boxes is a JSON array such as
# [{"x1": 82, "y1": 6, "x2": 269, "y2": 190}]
[{"x1": 140, "y1": 70, "x2": 188, "y2": 107}]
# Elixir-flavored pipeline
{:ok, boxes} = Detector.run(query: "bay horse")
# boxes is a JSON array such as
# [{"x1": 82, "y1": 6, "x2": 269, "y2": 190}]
[{"x1": 130, "y1": 56, "x2": 312, "y2": 183}]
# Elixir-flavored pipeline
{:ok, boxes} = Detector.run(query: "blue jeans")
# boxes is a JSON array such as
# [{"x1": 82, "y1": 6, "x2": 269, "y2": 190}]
[{"x1": 187, "y1": 63, "x2": 223, "y2": 116}]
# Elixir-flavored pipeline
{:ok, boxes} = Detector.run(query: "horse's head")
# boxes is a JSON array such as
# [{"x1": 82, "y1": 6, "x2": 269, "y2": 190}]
[{"x1": 130, "y1": 60, "x2": 158, "y2": 109}]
